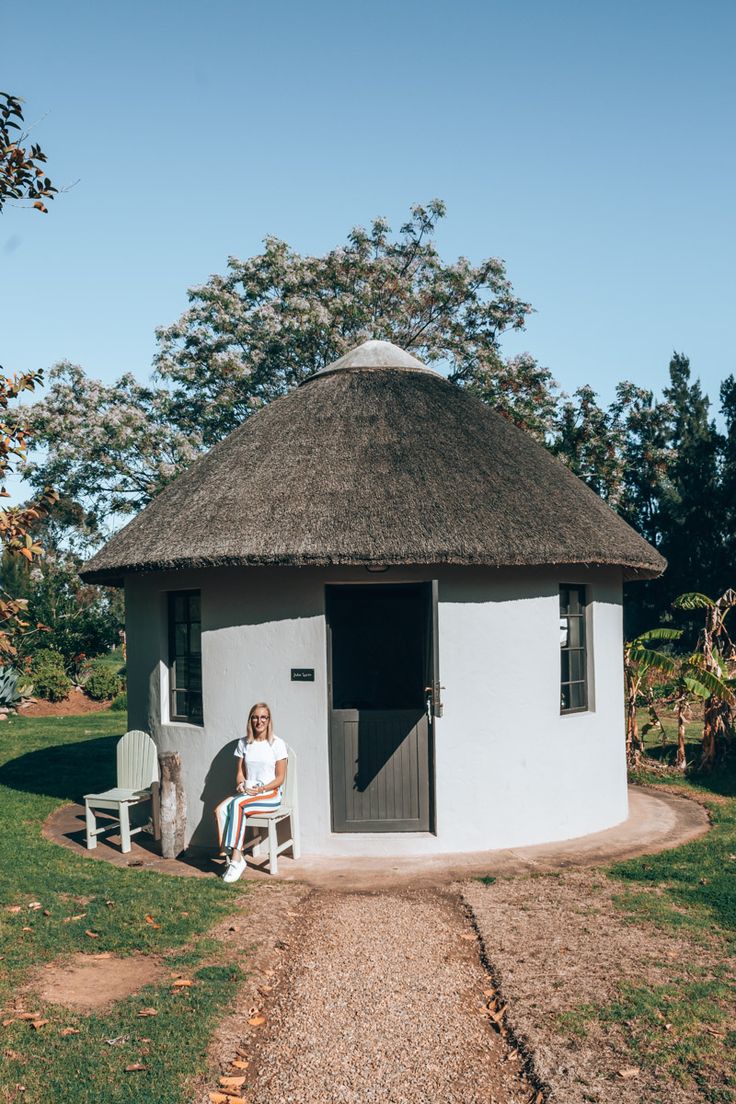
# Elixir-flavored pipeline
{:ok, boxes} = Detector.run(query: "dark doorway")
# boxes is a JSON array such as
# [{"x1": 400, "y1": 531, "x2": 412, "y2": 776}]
[{"x1": 326, "y1": 583, "x2": 435, "y2": 833}]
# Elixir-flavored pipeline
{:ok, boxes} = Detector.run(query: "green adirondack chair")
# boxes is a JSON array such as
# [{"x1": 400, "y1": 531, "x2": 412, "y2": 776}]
[{"x1": 84, "y1": 730, "x2": 161, "y2": 853}]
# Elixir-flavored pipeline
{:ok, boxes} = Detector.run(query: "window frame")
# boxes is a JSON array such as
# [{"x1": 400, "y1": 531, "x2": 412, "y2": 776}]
[
  {"x1": 167, "y1": 589, "x2": 203, "y2": 725},
  {"x1": 559, "y1": 584, "x2": 588, "y2": 715}
]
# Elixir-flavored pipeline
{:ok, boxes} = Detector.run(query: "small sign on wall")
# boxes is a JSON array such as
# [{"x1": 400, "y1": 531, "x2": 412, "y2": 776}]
[{"x1": 291, "y1": 668, "x2": 315, "y2": 682}]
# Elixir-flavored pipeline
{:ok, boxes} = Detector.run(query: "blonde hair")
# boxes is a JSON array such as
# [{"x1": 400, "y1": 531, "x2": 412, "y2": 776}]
[{"x1": 246, "y1": 701, "x2": 274, "y2": 744}]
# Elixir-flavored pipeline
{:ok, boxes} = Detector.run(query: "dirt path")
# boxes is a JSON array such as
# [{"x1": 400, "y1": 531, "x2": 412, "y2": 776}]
[{"x1": 223, "y1": 888, "x2": 538, "y2": 1104}]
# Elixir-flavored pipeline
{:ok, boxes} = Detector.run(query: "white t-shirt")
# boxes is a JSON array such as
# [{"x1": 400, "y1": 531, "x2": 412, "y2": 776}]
[{"x1": 234, "y1": 735, "x2": 288, "y2": 788}]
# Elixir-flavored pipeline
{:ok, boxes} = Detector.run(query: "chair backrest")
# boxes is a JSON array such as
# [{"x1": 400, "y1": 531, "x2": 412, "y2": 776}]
[
  {"x1": 282, "y1": 743, "x2": 297, "y2": 808},
  {"x1": 117, "y1": 730, "x2": 159, "y2": 790}
]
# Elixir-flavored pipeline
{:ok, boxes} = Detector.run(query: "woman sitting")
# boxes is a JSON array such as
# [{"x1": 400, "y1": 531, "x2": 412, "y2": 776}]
[{"x1": 215, "y1": 701, "x2": 287, "y2": 883}]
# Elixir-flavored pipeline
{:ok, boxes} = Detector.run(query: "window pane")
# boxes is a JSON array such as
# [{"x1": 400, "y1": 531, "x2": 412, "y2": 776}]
[
  {"x1": 570, "y1": 681, "x2": 587, "y2": 710},
  {"x1": 189, "y1": 594, "x2": 201, "y2": 622},
  {"x1": 559, "y1": 588, "x2": 570, "y2": 615},
  {"x1": 189, "y1": 692, "x2": 203, "y2": 723},
  {"x1": 189, "y1": 622, "x2": 201, "y2": 655},
  {"x1": 174, "y1": 690, "x2": 188, "y2": 718},
  {"x1": 569, "y1": 649, "x2": 585, "y2": 682},
  {"x1": 561, "y1": 684, "x2": 571, "y2": 710},
  {"x1": 559, "y1": 617, "x2": 569, "y2": 647},
  {"x1": 561, "y1": 650, "x2": 570, "y2": 682},
  {"x1": 566, "y1": 616, "x2": 584, "y2": 649},
  {"x1": 175, "y1": 623, "x2": 188, "y2": 656},
  {"x1": 175, "y1": 596, "x2": 187, "y2": 621}
]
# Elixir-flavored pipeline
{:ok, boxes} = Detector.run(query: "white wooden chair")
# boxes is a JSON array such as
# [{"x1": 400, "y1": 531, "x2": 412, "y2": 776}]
[
  {"x1": 84, "y1": 730, "x2": 161, "y2": 854},
  {"x1": 242, "y1": 743, "x2": 300, "y2": 875}
]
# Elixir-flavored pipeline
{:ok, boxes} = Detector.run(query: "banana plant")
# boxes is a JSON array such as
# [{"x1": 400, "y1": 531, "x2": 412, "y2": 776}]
[
  {"x1": 673, "y1": 590, "x2": 736, "y2": 769},
  {"x1": 624, "y1": 627, "x2": 682, "y2": 766}
]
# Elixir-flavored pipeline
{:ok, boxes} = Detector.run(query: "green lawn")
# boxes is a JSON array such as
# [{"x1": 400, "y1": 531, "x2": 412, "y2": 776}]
[
  {"x1": 579, "y1": 708, "x2": 736, "y2": 1100},
  {"x1": 0, "y1": 712, "x2": 244, "y2": 1104}
]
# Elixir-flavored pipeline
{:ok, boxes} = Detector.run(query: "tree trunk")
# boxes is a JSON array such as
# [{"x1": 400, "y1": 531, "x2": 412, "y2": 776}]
[
  {"x1": 159, "y1": 751, "x2": 186, "y2": 858},
  {"x1": 675, "y1": 696, "x2": 687, "y2": 770},
  {"x1": 626, "y1": 676, "x2": 642, "y2": 766}
]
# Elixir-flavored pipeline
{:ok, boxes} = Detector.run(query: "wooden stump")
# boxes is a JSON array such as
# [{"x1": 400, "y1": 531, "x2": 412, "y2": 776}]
[{"x1": 159, "y1": 751, "x2": 186, "y2": 858}]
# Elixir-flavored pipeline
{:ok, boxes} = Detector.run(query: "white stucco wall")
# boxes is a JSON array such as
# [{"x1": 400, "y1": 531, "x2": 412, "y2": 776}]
[{"x1": 124, "y1": 564, "x2": 627, "y2": 857}]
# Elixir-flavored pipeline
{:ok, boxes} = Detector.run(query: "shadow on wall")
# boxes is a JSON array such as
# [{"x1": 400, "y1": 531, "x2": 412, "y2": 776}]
[{"x1": 190, "y1": 738, "x2": 240, "y2": 850}]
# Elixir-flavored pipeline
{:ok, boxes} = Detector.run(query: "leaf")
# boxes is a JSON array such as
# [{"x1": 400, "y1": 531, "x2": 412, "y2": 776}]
[
  {"x1": 673, "y1": 592, "x2": 714, "y2": 610},
  {"x1": 30, "y1": 1020, "x2": 49, "y2": 1029},
  {"x1": 247, "y1": 1014, "x2": 266, "y2": 1027},
  {"x1": 27, "y1": 902, "x2": 42, "y2": 910},
  {"x1": 618, "y1": 1067, "x2": 640, "y2": 1079},
  {"x1": 125, "y1": 1063, "x2": 148, "y2": 1072},
  {"x1": 5, "y1": 906, "x2": 21, "y2": 914},
  {"x1": 171, "y1": 979, "x2": 192, "y2": 987},
  {"x1": 60, "y1": 1027, "x2": 81, "y2": 1036},
  {"x1": 230, "y1": 1059, "x2": 249, "y2": 1069},
  {"x1": 144, "y1": 914, "x2": 160, "y2": 928},
  {"x1": 137, "y1": 1007, "x2": 158, "y2": 1017},
  {"x1": 208, "y1": 1095, "x2": 230, "y2": 1104},
  {"x1": 84, "y1": 930, "x2": 99, "y2": 939},
  {"x1": 219, "y1": 1075, "x2": 246, "y2": 1088}
]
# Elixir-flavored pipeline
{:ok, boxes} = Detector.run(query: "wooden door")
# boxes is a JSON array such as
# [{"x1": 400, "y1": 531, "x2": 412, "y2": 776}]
[{"x1": 326, "y1": 583, "x2": 436, "y2": 833}]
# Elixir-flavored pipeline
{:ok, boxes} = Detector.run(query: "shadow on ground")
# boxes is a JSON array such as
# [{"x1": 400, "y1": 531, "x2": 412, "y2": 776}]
[{"x1": 0, "y1": 735, "x2": 121, "y2": 802}]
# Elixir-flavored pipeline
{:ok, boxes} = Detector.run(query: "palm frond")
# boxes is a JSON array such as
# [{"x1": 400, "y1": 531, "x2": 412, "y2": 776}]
[
  {"x1": 634, "y1": 627, "x2": 683, "y2": 644},
  {"x1": 673, "y1": 592, "x2": 714, "y2": 610}
]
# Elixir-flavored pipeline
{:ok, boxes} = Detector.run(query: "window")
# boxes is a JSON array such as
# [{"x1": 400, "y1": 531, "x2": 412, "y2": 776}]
[
  {"x1": 168, "y1": 590, "x2": 203, "y2": 723},
  {"x1": 560, "y1": 585, "x2": 587, "y2": 713}
]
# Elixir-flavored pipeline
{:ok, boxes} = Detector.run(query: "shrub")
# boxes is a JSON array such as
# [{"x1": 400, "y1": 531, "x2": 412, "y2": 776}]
[
  {"x1": 85, "y1": 660, "x2": 123, "y2": 702},
  {"x1": 110, "y1": 690, "x2": 128, "y2": 712},
  {"x1": 30, "y1": 648, "x2": 72, "y2": 702},
  {"x1": 0, "y1": 667, "x2": 20, "y2": 710}
]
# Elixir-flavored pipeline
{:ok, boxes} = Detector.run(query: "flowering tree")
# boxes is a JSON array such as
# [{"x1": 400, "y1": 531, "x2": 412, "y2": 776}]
[
  {"x1": 22, "y1": 201, "x2": 555, "y2": 523},
  {"x1": 0, "y1": 93, "x2": 59, "y2": 660}
]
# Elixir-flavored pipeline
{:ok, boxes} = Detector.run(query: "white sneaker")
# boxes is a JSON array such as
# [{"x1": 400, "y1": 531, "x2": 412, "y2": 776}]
[{"x1": 222, "y1": 856, "x2": 246, "y2": 883}]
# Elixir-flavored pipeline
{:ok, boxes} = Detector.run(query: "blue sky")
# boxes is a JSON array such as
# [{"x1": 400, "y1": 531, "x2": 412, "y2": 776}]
[{"x1": 2, "y1": 0, "x2": 735, "y2": 440}]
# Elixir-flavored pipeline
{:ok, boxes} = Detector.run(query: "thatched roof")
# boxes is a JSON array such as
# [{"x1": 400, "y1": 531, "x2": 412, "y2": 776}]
[{"x1": 81, "y1": 339, "x2": 666, "y2": 584}]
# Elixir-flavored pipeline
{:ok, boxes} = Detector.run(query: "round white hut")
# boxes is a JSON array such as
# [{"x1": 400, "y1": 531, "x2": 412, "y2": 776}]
[{"x1": 82, "y1": 339, "x2": 665, "y2": 858}]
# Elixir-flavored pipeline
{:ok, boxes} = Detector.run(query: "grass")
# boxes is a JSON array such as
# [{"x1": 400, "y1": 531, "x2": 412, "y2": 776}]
[
  {"x1": 0, "y1": 712, "x2": 245, "y2": 1103},
  {"x1": 556, "y1": 706, "x2": 736, "y2": 1102}
]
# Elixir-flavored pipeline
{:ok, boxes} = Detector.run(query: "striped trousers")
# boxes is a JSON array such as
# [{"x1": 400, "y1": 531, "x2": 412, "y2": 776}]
[{"x1": 215, "y1": 788, "x2": 282, "y2": 852}]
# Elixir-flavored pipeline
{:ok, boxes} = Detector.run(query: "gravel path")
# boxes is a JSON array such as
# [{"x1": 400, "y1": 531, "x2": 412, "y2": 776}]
[{"x1": 245, "y1": 889, "x2": 536, "y2": 1104}]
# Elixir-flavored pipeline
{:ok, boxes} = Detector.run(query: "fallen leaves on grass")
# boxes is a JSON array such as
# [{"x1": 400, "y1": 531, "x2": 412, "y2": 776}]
[
  {"x1": 106, "y1": 1035, "x2": 130, "y2": 1046},
  {"x1": 124, "y1": 1063, "x2": 148, "y2": 1072},
  {"x1": 62, "y1": 913, "x2": 86, "y2": 922},
  {"x1": 84, "y1": 930, "x2": 99, "y2": 939},
  {"x1": 30, "y1": 1020, "x2": 49, "y2": 1030},
  {"x1": 137, "y1": 1008, "x2": 158, "y2": 1018},
  {"x1": 230, "y1": 1059, "x2": 249, "y2": 1070},
  {"x1": 60, "y1": 1028, "x2": 80, "y2": 1036},
  {"x1": 618, "y1": 1067, "x2": 641, "y2": 1079},
  {"x1": 27, "y1": 903, "x2": 42, "y2": 911},
  {"x1": 247, "y1": 1013, "x2": 266, "y2": 1027},
  {"x1": 209, "y1": 1094, "x2": 247, "y2": 1104},
  {"x1": 171, "y1": 979, "x2": 193, "y2": 988},
  {"x1": 144, "y1": 915, "x2": 160, "y2": 929}
]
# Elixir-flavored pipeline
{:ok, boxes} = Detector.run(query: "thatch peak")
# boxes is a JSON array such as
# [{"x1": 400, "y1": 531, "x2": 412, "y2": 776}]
[{"x1": 305, "y1": 339, "x2": 438, "y2": 382}]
